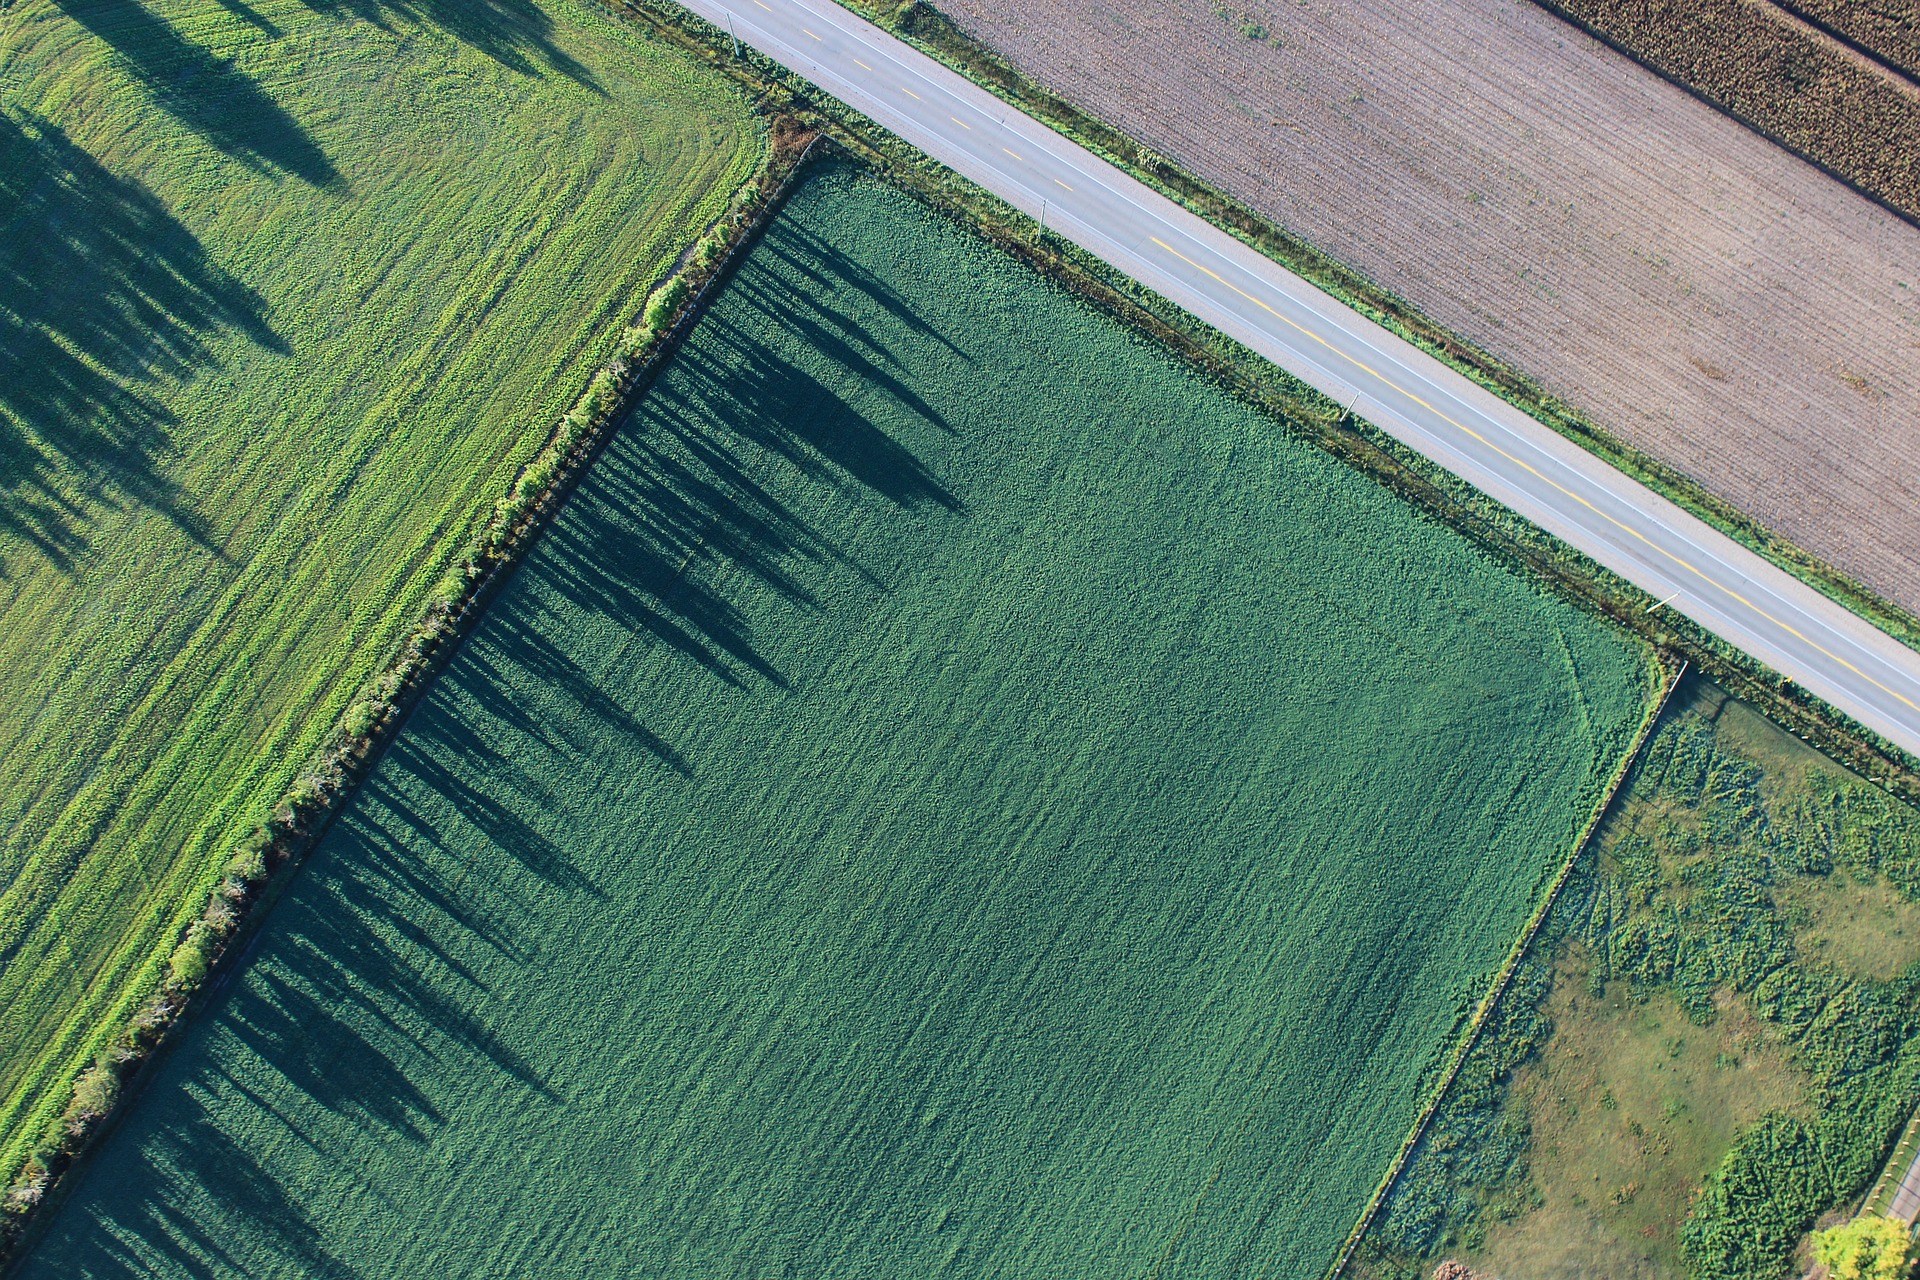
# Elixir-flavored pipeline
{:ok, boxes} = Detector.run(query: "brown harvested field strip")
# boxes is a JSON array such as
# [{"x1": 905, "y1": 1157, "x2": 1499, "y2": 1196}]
[
  {"x1": 1541, "y1": 0, "x2": 1920, "y2": 219},
  {"x1": 940, "y1": 0, "x2": 1920, "y2": 619},
  {"x1": 1774, "y1": 0, "x2": 1920, "y2": 79}
]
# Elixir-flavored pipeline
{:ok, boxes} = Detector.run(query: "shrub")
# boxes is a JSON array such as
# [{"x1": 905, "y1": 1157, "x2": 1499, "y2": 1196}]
[
  {"x1": 167, "y1": 925, "x2": 214, "y2": 989},
  {"x1": 1812, "y1": 1215, "x2": 1915, "y2": 1280},
  {"x1": 66, "y1": 1066, "x2": 118, "y2": 1126},
  {"x1": 643, "y1": 275, "x2": 691, "y2": 331},
  {"x1": 343, "y1": 699, "x2": 380, "y2": 738},
  {"x1": 225, "y1": 845, "x2": 267, "y2": 883}
]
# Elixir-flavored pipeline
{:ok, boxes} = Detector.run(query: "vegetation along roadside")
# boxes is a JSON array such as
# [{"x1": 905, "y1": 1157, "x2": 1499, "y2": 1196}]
[
  {"x1": 631, "y1": 0, "x2": 1920, "y2": 810},
  {"x1": 15, "y1": 158, "x2": 1657, "y2": 1280},
  {"x1": 809, "y1": 0, "x2": 1920, "y2": 679}
]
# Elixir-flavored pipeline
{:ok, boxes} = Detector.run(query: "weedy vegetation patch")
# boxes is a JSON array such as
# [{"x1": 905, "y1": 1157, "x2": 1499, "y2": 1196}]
[
  {"x1": 1364, "y1": 680, "x2": 1920, "y2": 1280},
  {"x1": 20, "y1": 169, "x2": 1651, "y2": 1279},
  {"x1": 0, "y1": 0, "x2": 759, "y2": 1178}
]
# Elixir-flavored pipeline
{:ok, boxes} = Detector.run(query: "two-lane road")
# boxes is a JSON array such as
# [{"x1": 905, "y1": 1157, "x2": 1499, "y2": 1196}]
[{"x1": 680, "y1": 0, "x2": 1920, "y2": 759}]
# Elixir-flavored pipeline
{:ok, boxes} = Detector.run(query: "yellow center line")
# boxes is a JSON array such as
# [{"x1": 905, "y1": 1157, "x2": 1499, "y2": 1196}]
[
  {"x1": 1002, "y1": 147, "x2": 1025, "y2": 161},
  {"x1": 802, "y1": 27, "x2": 821, "y2": 39},
  {"x1": 1054, "y1": 178, "x2": 1073, "y2": 190},
  {"x1": 852, "y1": 57, "x2": 871, "y2": 70},
  {"x1": 754, "y1": 0, "x2": 771, "y2": 9},
  {"x1": 951, "y1": 116, "x2": 972, "y2": 130},
  {"x1": 1145, "y1": 235, "x2": 1920, "y2": 715},
  {"x1": 901, "y1": 87, "x2": 921, "y2": 99}
]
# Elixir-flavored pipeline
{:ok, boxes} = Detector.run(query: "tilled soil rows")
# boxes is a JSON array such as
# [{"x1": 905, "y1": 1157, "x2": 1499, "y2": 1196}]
[
  {"x1": 1541, "y1": 0, "x2": 1920, "y2": 219},
  {"x1": 1775, "y1": 0, "x2": 1920, "y2": 79},
  {"x1": 941, "y1": 0, "x2": 1920, "y2": 617}
]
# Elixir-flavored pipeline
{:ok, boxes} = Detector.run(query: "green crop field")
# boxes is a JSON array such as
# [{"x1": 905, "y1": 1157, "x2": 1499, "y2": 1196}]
[
  {"x1": 0, "y1": 0, "x2": 759, "y2": 1178},
  {"x1": 19, "y1": 168, "x2": 1653, "y2": 1279}
]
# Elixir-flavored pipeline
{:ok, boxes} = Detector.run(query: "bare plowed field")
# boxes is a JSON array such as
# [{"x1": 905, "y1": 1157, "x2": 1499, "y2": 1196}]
[
  {"x1": 1771, "y1": 0, "x2": 1920, "y2": 78},
  {"x1": 940, "y1": 0, "x2": 1920, "y2": 617},
  {"x1": 1541, "y1": 0, "x2": 1920, "y2": 219}
]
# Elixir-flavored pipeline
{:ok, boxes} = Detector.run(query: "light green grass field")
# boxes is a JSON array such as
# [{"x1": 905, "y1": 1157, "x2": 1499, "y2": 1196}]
[
  {"x1": 19, "y1": 168, "x2": 1652, "y2": 1279},
  {"x1": 0, "y1": 0, "x2": 759, "y2": 1177}
]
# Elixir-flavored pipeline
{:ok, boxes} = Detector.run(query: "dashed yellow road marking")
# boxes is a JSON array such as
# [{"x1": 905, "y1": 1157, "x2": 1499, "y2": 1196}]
[
  {"x1": 901, "y1": 87, "x2": 920, "y2": 99},
  {"x1": 802, "y1": 26, "x2": 821, "y2": 39},
  {"x1": 754, "y1": 1, "x2": 771, "y2": 10},
  {"x1": 1002, "y1": 146, "x2": 1024, "y2": 161},
  {"x1": 1145, "y1": 234, "x2": 1920, "y2": 715},
  {"x1": 852, "y1": 57, "x2": 871, "y2": 70},
  {"x1": 1054, "y1": 178, "x2": 1073, "y2": 190},
  {"x1": 951, "y1": 115, "x2": 972, "y2": 129}
]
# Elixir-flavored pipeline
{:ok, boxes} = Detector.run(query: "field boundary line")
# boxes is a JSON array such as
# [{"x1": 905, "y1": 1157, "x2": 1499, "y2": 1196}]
[
  {"x1": 1528, "y1": 0, "x2": 1920, "y2": 230},
  {"x1": 1321, "y1": 653, "x2": 1688, "y2": 1280},
  {"x1": 790, "y1": 1, "x2": 1920, "y2": 748},
  {"x1": 1862, "y1": 1100, "x2": 1920, "y2": 1220},
  {"x1": 0, "y1": 111, "x2": 824, "y2": 1274},
  {"x1": 630, "y1": 1, "x2": 1920, "y2": 833},
  {"x1": 836, "y1": 0, "x2": 1920, "y2": 651}
]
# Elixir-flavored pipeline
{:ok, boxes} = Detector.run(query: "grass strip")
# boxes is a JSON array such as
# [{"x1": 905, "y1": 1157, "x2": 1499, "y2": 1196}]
[
  {"x1": 805, "y1": 0, "x2": 1920, "y2": 666},
  {"x1": 0, "y1": 0, "x2": 762, "y2": 1194},
  {"x1": 1323, "y1": 655, "x2": 1689, "y2": 1280},
  {"x1": 0, "y1": 87, "x2": 809, "y2": 1270}
]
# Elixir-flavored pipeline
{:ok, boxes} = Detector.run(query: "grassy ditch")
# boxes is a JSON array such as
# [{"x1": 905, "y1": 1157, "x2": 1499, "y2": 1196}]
[
  {"x1": 1536, "y1": 0, "x2": 1920, "y2": 223},
  {"x1": 0, "y1": 0, "x2": 764, "y2": 1239},
  {"x1": 1357, "y1": 676, "x2": 1920, "y2": 1280},
  {"x1": 805, "y1": 0, "x2": 1920, "y2": 672},
  {"x1": 15, "y1": 161, "x2": 1657, "y2": 1280}
]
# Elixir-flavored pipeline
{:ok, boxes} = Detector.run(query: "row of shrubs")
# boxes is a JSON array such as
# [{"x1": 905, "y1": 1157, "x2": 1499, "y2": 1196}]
[{"x1": 0, "y1": 111, "x2": 821, "y2": 1258}]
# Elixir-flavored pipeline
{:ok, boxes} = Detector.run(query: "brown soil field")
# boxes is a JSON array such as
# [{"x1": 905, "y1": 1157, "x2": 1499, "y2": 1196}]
[
  {"x1": 1541, "y1": 0, "x2": 1920, "y2": 219},
  {"x1": 938, "y1": 0, "x2": 1920, "y2": 617},
  {"x1": 1774, "y1": 0, "x2": 1920, "y2": 79}
]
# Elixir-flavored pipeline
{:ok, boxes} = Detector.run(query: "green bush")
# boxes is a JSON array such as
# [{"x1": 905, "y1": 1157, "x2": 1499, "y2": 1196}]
[
  {"x1": 643, "y1": 275, "x2": 693, "y2": 331},
  {"x1": 166, "y1": 927, "x2": 213, "y2": 990}
]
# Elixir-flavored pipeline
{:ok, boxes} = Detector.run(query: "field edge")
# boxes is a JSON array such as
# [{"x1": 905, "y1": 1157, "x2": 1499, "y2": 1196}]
[
  {"x1": 1324, "y1": 650, "x2": 1685, "y2": 1280},
  {"x1": 772, "y1": 0, "x2": 1920, "y2": 759},
  {"x1": 0, "y1": 91, "x2": 796, "y2": 1276}
]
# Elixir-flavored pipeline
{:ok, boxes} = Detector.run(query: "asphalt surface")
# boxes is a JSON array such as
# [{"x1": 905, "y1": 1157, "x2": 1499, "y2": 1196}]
[
  {"x1": 1891, "y1": 1144, "x2": 1920, "y2": 1223},
  {"x1": 681, "y1": 0, "x2": 1920, "y2": 759}
]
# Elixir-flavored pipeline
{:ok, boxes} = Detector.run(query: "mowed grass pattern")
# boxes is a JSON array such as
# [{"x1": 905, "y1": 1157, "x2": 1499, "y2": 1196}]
[
  {"x1": 0, "y1": 0, "x2": 758, "y2": 1171},
  {"x1": 22, "y1": 171, "x2": 1652, "y2": 1279}
]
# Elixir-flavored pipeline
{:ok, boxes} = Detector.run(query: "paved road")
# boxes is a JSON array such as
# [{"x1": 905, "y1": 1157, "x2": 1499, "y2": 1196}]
[
  {"x1": 680, "y1": 0, "x2": 1920, "y2": 758},
  {"x1": 1890, "y1": 1142, "x2": 1920, "y2": 1223}
]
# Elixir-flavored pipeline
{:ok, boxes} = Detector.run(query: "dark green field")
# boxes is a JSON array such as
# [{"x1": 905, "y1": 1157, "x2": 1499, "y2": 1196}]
[
  {"x1": 20, "y1": 169, "x2": 1652, "y2": 1279},
  {"x1": 0, "y1": 0, "x2": 758, "y2": 1174}
]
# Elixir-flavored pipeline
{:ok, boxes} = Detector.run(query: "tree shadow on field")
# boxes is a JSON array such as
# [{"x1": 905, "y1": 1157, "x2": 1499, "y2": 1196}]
[
  {"x1": 297, "y1": 0, "x2": 598, "y2": 86},
  {"x1": 0, "y1": 112, "x2": 281, "y2": 574},
  {"x1": 17, "y1": 188, "x2": 973, "y2": 1276},
  {"x1": 50, "y1": 0, "x2": 341, "y2": 187},
  {"x1": 54, "y1": 1079, "x2": 366, "y2": 1278},
  {"x1": 458, "y1": 208, "x2": 968, "y2": 772}
]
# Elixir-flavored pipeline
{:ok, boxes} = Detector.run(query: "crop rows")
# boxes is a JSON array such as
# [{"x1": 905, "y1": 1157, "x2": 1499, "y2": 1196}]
[
  {"x1": 0, "y1": 0, "x2": 758, "y2": 1183},
  {"x1": 16, "y1": 167, "x2": 1654, "y2": 1280},
  {"x1": 1539, "y1": 0, "x2": 1920, "y2": 220},
  {"x1": 1775, "y1": 0, "x2": 1920, "y2": 78}
]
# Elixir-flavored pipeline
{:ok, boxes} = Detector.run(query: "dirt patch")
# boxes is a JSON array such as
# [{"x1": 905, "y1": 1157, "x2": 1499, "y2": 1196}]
[
  {"x1": 1472, "y1": 969, "x2": 1805, "y2": 1279},
  {"x1": 940, "y1": 0, "x2": 1920, "y2": 616},
  {"x1": 1783, "y1": 871, "x2": 1920, "y2": 980}
]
